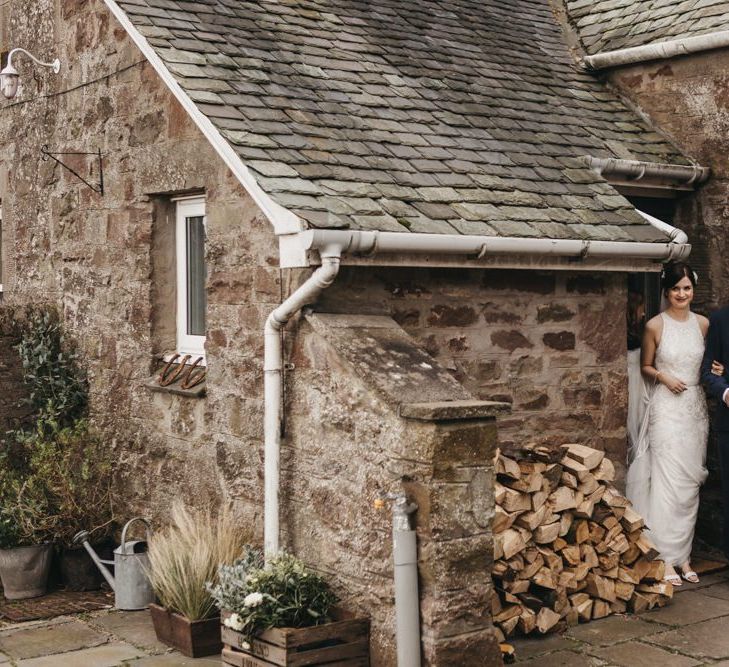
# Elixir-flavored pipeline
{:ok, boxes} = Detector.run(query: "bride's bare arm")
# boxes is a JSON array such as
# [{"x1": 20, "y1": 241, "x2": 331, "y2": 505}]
[{"x1": 642, "y1": 316, "x2": 687, "y2": 393}]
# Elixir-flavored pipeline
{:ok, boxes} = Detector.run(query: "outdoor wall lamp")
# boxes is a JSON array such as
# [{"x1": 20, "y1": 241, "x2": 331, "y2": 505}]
[{"x1": 0, "y1": 48, "x2": 60, "y2": 99}]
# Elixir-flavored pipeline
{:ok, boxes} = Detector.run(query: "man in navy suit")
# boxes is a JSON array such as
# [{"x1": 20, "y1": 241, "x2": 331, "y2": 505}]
[{"x1": 700, "y1": 306, "x2": 729, "y2": 558}]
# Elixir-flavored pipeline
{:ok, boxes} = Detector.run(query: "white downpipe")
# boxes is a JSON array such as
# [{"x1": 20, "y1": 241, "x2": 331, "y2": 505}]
[
  {"x1": 636, "y1": 209, "x2": 688, "y2": 245},
  {"x1": 297, "y1": 229, "x2": 690, "y2": 261},
  {"x1": 582, "y1": 30, "x2": 729, "y2": 70},
  {"x1": 264, "y1": 247, "x2": 342, "y2": 557}
]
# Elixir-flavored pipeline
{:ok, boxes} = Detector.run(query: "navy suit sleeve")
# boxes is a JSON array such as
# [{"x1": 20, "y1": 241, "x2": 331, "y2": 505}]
[{"x1": 701, "y1": 313, "x2": 729, "y2": 400}]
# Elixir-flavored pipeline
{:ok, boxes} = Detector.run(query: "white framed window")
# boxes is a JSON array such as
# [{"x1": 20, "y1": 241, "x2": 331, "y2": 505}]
[{"x1": 175, "y1": 197, "x2": 206, "y2": 358}]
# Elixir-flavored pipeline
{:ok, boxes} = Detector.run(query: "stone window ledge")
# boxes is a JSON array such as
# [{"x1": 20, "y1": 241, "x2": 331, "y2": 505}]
[
  {"x1": 399, "y1": 399, "x2": 511, "y2": 422},
  {"x1": 143, "y1": 374, "x2": 206, "y2": 398}
]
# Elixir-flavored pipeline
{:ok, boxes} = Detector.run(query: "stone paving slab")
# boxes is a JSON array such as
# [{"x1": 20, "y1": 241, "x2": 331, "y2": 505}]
[
  {"x1": 587, "y1": 640, "x2": 702, "y2": 667},
  {"x1": 0, "y1": 618, "x2": 108, "y2": 660},
  {"x1": 565, "y1": 614, "x2": 666, "y2": 646},
  {"x1": 509, "y1": 633, "x2": 583, "y2": 660},
  {"x1": 89, "y1": 610, "x2": 167, "y2": 653},
  {"x1": 127, "y1": 654, "x2": 222, "y2": 665},
  {"x1": 645, "y1": 616, "x2": 729, "y2": 660},
  {"x1": 515, "y1": 649, "x2": 604, "y2": 666},
  {"x1": 640, "y1": 589, "x2": 729, "y2": 625},
  {"x1": 16, "y1": 641, "x2": 143, "y2": 666}
]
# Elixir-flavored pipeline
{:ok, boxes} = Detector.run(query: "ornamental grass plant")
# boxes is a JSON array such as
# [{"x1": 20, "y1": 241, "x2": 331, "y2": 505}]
[
  {"x1": 147, "y1": 503, "x2": 251, "y2": 621},
  {"x1": 210, "y1": 552, "x2": 338, "y2": 644}
]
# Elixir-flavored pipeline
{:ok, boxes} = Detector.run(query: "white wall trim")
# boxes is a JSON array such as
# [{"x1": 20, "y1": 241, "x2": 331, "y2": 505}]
[{"x1": 103, "y1": 0, "x2": 303, "y2": 235}]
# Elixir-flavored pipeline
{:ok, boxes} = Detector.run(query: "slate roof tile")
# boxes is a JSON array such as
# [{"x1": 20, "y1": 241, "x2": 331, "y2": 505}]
[
  {"x1": 113, "y1": 0, "x2": 696, "y2": 243},
  {"x1": 567, "y1": 0, "x2": 729, "y2": 54}
]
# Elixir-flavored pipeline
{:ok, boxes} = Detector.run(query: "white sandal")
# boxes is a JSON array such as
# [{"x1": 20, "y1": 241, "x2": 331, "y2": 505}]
[
  {"x1": 681, "y1": 570, "x2": 699, "y2": 584},
  {"x1": 663, "y1": 573, "x2": 682, "y2": 586}
]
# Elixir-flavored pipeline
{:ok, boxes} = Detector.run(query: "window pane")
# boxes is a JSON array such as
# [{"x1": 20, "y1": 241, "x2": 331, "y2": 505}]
[{"x1": 186, "y1": 215, "x2": 206, "y2": 337}]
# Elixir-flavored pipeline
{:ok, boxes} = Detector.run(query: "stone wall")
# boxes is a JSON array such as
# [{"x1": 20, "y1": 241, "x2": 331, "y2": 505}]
[
  {"x1": 318, "y1": 267, "x2": 630, "y2": 482},
  {"x1": 0, "y1": 0, "x2": 281, "y2": 528},
  {"x1": 607, "y1": 52, "x2": 729, "y2": 313},
  {"x1": 0, "y1": 314, "x2": 30, "y2": 435}
]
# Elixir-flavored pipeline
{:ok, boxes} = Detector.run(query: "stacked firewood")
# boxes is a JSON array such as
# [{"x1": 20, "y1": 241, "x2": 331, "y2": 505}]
[{"x1": 492, "y1": 443, "x2": 672, "y2": 639}]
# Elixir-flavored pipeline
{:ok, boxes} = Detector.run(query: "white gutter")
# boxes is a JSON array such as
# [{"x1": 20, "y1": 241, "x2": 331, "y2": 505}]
[
  {"x1": 584, "y1": 156, "x2": 710, "y2": 190},
  {"x1": 636, "y1": 209, "x2": 688, "y2": 245},
  {"x1": 264, "y1": 244, "x2": 342, "y2": 557},
  {"x1": 284, "y1": 229, "x2": 690, "y2": 266},
  {"x1": 583, "y1": 30, "x2": 729, "y2": 70},
  {"x1": 103, "y1": 0, "x2": 302, "y2": 235}
]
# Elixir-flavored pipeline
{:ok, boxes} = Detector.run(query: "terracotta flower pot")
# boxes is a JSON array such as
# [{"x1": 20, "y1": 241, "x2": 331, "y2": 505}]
[
  {"x1": 0, "y1": 543, "x2": 53, "y2": 600},
  {"x1": 149, "y1": 602, "x2": 222, "y2": 657}
]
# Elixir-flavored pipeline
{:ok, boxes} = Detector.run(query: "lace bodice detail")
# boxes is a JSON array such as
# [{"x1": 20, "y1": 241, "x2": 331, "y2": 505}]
[{"x1": 655, "y1": 312, "x2": 704, "y2": 386}]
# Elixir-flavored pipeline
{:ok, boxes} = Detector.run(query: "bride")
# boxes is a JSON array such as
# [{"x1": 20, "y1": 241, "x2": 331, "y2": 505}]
[{"x1": 628, "y1": 261, "x2": 718, "y2": 586}]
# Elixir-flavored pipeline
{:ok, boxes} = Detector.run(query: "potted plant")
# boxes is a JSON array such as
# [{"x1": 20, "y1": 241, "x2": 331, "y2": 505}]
[
  {"x1": 146, "y1": 503, "x2": 251, "y2": 658},
  {"x1": 0, "y1": 478, "x2": 54, "y2": 600},
  {"x1": 210, "y1": 553, "x2": 370, "y2": 666}
]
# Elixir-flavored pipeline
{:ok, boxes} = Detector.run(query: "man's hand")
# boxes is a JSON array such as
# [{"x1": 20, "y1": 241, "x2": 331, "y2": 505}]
[
  {"x1": 713, "y1": 360, "x2": 725, "y2": 376},
  {"x1": 660, "y1": 373, "x2": 687, "y2": 394}
]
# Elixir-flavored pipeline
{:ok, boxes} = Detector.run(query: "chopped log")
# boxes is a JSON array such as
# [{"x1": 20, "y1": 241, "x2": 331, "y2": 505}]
[
  {"x1": 592, "y1": 599, "x2": 611, "y2": 619},
  {"x1": 621, "y1": 543, "x2": 641, "y2": 565},
  {"x1": 518, "y1": 461, "x2": 546, "y2": 476},
  {"x1": 493, "y1": 560, "x2": 509, "y2": 578},
  {"x1": 615, "y1": 581, "x2": 635, "y2": 601},
  {"x1": 538, "y1": 546, "x2": 563, "y2": 571},
  {"x1": 505, "y1": 554, "x2": 525, "y2": 572},
  {"x1": 642, "y1": 559, "x2": 665, "y2": 583},
  {"x1": 562, "y1": 444, "x2": 605, "y2": 470},
  {"x1": 637, "y1": 581, "x2": 673, "y2": 597},
  {"x1": 565, "y1": 607, "x2": 579, "y2": 626},
  {"x1": 523, "y1": 547, "x2": 539, "y2": 563},
  {"x1": 592, "y1": 504, "x2": 614, "y2": 523},
  {"x1": 632, "y1": 559, "x2": 651, "y2": 581},
  {"x1": 494, "y1": 534, "x2": 504, "y2": 561},
  {"x1": 553, "y1": 537, "x2": 568, "y2": 551},
  {"x1": 494, "y1": 604, "x2": 521, "y2": 624},
  {"x1": 502, "y1": 487, "x2": 534, "y2": 513},
  {"x1": 569, "y1": 519, "x2": 590, "y2": 544},
  {"x1": 598, "y1": 565, "x2": 619, "y2": 579},
  {"x1": 517, "y1": 592, "x2": 546, "y2": 612},
  {"x1": 598, "y1": 550, "x2": 619, "y2": 571},
  {"x1": 503, "y1": 591, "x2": 520, "y2": 605},
  {"x1": 561, "y1": 471, "x2": 578, "y2": 489},
  {"x1": 561, "y1": 457, "x2": 592, "y2": 482},
  {"x1": 559, "y1": 511, "x2": 574, "y2": 537},
  {"x1": 494, "y1": 506, "x2": 519, "y2": 533},
  {"x1": 504, "y1": 579, "x2": 530, "y2": 594},
  {"x1": 562, "y1": 544, "x2": 581, "y2": 567},
  {"x1": 585, "y1": 573, "x2": 616, "y2": 602},
  {"x1": 559, "y1": 570, "x2": 576, "y2": 588},
  {"x1": 549, "y1": 486, "x2": 577, "y2": 513},
  {"x1": 607, "y1": 534, "x2": 630, "y2": 554},
  {"x1": 536, "y1": 607, "x2": 561, "y2": 634},
  {"x1": 502, "y1": 473, "x2": 544, "y2": 494},
  {"x1": 543, "y1": 463, "x2": 563, "y2": 489},
  {"x1": 588, "y1": 522, "x2": 607, "y2": 544},
  {"x1": 629, "y1": 592, "x2": 652, "y2": 613},
  {"x1": 533, "y1": 567, "x2": 558, "y2": 589},
  {"x1": 516, "y1": 505, "x2": 550, "y2": 531},
  {"x1": 565, "y1": 563, "x2": 590, "y2": 583},
  {"x1": 575, "y1": 598, "x2": 593, "y2": 622},
  {"x1": 491, "y1": 591, "x2": 502, "y2": 616},
  {"x1": 501, "y1": 529, "x2": 527, "y2": 560},
  {"x1": 531, "y1": 489, "x2": 549, "y2": 512},
  {"x1": 534, "y1": 521, "x2": 561, "y2": 544},
  {"x1": 634, "y1": 534, "x2": 660, "y2": 561},
  {"x1": 602, "y1": 487, "x2": 630, "y2": 509},
  {"x1": 578, "y1": 473, "x2": 599, "y2": 496},
  {"x1": 620, "y1": 505, "x2": 645, "y2": 533},
  {"x1": 497, "y1": 455, "x2": 521, "y2": 479},
  {"x1": 495, "y1": 482, "x2": 507, "y2": 506},
  {"x1": 594, "y1": 456, "x2": 615, "y2": 482},
  {"x1": 580, "y1": 544, "x2": 599, "y2": 569},
  {"x1": 618, "y1": 566, "x2": 639, "y2": 584},
  {"x1": 518, "y1": 608, "x2": 537, "y2": 634},
  {"x1": 521, "y1": 554, "x2": 544, "y2": 579},
  {"x1": 500, "y1": 615, "x2": 520, "y2": 636},
  {"x1": 609, "y1": 600, "x2": 627, "y2": 614},
  {"x1": 601, "y1": 514, "x2": 619, "y2": 531}
]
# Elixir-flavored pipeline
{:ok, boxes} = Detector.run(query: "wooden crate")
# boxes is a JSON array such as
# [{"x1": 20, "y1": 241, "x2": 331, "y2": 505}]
[{"x1": 221, "y1": 610, "x2": 369, "y2": 666}]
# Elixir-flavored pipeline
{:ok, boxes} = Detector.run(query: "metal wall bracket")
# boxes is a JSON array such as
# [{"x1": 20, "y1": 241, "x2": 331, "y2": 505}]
[{"x1": 40, "y1": 145, "x2": 104, "y2": 194}]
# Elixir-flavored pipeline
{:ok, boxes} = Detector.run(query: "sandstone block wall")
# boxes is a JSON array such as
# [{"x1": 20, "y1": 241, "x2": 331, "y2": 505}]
[
  {"x1": 0, "y1": 328, "x2": 30, "y2": 435},
  {"x1": 319, "y1": 267, "x2": 630, "y2": 481},
  {"x1": 608, "y1": 53, "x2": 729, "y2": 313},
  {"x1": 0, "y1": 0, "x2": 280, "y2": 528}
]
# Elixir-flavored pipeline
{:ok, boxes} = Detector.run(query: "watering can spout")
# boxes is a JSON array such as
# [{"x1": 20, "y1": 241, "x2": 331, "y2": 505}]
[{"x1": 73, "y1": 530, "x2": 116, "y2": 591}]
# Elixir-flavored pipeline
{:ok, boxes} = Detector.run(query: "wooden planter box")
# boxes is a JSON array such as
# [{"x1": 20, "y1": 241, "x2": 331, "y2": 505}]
[
  {"x1": 221, "y1": 609, "x2": 369, "y2": 666},
  {"x1": 149, "y1": 603, "x2": 222, "y2": 658}
]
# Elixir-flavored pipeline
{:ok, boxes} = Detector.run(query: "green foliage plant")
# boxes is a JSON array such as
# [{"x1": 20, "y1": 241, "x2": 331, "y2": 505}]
[
  {"x1": 147, "y1": 503, "x2": 252, "y2": 621},
  {"x1": 209, "y1": 553, "x2": 338, "y2": 644}
]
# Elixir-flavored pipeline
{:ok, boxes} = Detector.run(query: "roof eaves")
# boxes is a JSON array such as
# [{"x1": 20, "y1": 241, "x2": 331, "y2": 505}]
[{"x1": 102, "y1": 0, "x2": 304, "y2": 235}]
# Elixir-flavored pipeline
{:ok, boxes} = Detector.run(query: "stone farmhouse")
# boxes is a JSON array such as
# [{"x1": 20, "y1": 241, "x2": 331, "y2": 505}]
[{"x1": 0, "y1": 0, "x2": 725, "y2": 664}]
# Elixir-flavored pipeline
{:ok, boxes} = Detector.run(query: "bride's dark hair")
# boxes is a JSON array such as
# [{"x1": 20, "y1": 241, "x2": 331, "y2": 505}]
[{"x1": 661, "y1": 261, "x2": 697, "y2": 292}]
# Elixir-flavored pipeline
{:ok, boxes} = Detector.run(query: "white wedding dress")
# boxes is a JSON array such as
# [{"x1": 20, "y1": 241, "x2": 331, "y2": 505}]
[{"x1": 626, "y1": 312, "x2": 708, "y2": 566}]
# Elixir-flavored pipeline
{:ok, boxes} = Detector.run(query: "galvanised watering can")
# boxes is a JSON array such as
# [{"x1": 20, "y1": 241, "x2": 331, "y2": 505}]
[{"x1": 73, "y1": 517, "x2": 154, "y2": 610}]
